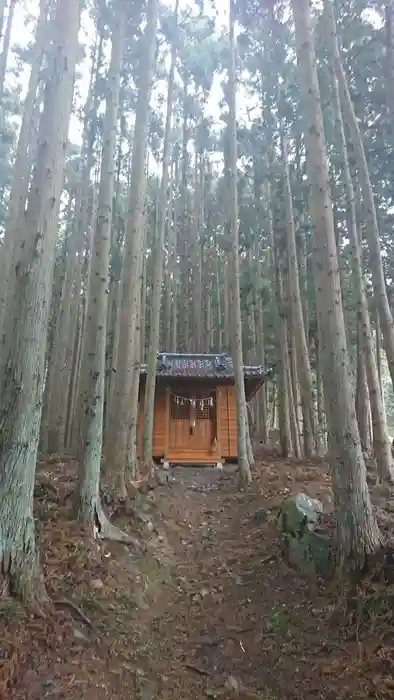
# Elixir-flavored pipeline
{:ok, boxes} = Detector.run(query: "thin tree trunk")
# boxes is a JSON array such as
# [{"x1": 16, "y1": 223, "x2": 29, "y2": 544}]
[
  {"x1": 0, "y1": 0, "x2": 16, "y2": 100},
  {"x1": 287, "y1": 339, "x2": 301, "y2": 457},
  {"x1": 270, "y1": 183, "x2": 292, "y2": 458},
  {"x1": 356, "y1": 318, "x2": 372, "y2": 454},
  {"x1": 228, "y1": 0, "x2": 251, "y2": 485},
  {"x1": 142, "y1": 0, "x2": 178, "y2": 469},
  {"x1": 254, "y1": 257, "x2": 268, "y2": 442},
  {"x1": 127, "y1": 215, "x2": 149, "y2": 479},
  {"x1": 0, "y1": 0, "x2": 7, "y2": 42},
  {"x1": 375, "y1": 308, "x2": 385, "y2": 399},
  {"x1": 315, "y1": 336, "x2": 327, "y2": 455},
  {"x1": 282, "y1": 133, "x2": 316, "y2": 457},
  {"x1": 289, "y1": 332, "x2": 302, "y2": 456}
]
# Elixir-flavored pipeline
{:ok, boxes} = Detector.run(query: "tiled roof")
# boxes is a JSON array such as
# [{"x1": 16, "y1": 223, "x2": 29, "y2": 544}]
[{"x1": 139, "y1": 353, "x2": 272, "y2": 380}]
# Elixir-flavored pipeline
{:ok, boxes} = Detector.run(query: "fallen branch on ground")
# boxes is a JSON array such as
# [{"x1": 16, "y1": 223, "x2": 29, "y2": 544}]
[
  {"x1": 54, "y1": 599, "x2": 92, "y2": 627},
  {"x1": 185, "y1": 664, "x2": 211, "y2": 676}
]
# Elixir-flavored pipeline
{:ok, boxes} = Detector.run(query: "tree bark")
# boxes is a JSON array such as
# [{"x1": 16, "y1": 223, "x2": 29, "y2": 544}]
[
  {"x1": 356, "y1": 318, "x2": 372, "y2": 455},
  {"x1": 0, "y1": 0, "x2": 49, "y2": 369},
  {"x1": 292, "y1": 0, "x2": 381, "y2": 570},
  {"x1": 325, "y1": 0, "x2": 394, "y2": 482},
  {"x1": 228, "y1": 0, "x2": 251, "y2": 485},
  {"x1": 282, "y1": 133, "x2": 316, "y2": 458},
  {"x1": 142, "y1": 0, "x2": 178, "y2": 469},
  {"x1": 330, "y1": 3, "x2": 394, "y2": 394},
  {"x1": 0, "y1": 0, "x2": 81, "y2": 605},
  {"x1": 107, "y1": 0, "x2": 158, "y2": 497},
  {"x1": 269, "y1": 182, "x2": 292, "y2": 458},
  {"x1": 0, "y1": 0, "x2": 16, "y2": 99},
  {"x1": 74, "y1": 1, "x2": 137, "y2": 543}
]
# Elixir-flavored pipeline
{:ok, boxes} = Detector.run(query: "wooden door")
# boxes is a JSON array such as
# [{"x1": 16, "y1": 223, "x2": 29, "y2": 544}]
[{"x1": 168, "y1": 390, "x2": 218, "y2": 461}]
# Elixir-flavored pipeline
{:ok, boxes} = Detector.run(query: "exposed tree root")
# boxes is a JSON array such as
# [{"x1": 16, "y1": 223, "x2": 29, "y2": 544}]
[
  {"x1": 116, "y1": 486, "x2": 128, "y2": 503},
  {"x1": 74, "y1": 483, "x2": 144, "y2": 550},
  {"x1": 237, "y1": 463, "x2": 252, "y2": 490},
  {"x1": 129, "y1": 476, "x2": 157, "y2": 498},
  {"x1": 141, "y1": 458, "x2": 156, "y2": 480},
  {"x1": 54, "y1": 598, "x2": 92, "y2": 627},
  {"x1": 95, "y1": 502, "x2": 144, "y2": 551}
]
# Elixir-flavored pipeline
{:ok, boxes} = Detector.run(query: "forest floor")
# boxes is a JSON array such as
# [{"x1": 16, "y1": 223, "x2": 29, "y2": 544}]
[{"x1": 2, "y1": 454, "x2": 394, "y2": 700}]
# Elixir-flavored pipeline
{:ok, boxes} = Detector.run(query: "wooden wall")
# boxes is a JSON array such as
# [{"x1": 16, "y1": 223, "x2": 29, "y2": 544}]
[
  {"x1": 137, "y1": 381, "x2": 238, "y2": 462},
  {"x1": 217, "y1": 385, "x2": 237, "y2": 458},
  {"x1": 137, "y1": 387, "x2": 166, "y2": 458}
]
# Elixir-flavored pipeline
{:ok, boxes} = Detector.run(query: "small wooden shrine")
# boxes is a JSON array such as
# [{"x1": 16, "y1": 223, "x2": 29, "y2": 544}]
[{"x1": 137, "y1": 353, "x2": 269, "y2": 467}]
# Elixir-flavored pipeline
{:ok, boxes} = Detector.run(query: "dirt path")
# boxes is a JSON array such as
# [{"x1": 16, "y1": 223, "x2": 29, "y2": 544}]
[
  {"x1": 136, "y1": 464, "x2": 284, "y2": 700},
  {"x1": 128, "y1": 464, "x2": 394, "y2": 700},
  {"x1": 5, "y1": 460, "x2": 394, "y2": 700}
]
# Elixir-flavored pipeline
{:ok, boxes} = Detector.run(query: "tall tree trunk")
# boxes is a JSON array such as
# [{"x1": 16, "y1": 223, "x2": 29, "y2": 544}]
[
  {"x1": 0, "y1": 0, "x2": 81, "y2": 605},
  {"x1": 270, "y1": 182, "x2": 292, "y2": 458},
  {"x1": 328, "y1": 3, "x2": 394, "y2": 394},
  {"x1": 164, "y1": 157, "x2": 179, "y2": 352},
  {"x1": 179, "y1": 82, "x2": 190, "y2": 353},
  {"x1": 48, "y1": 35, "x2": 103, "y2": 453},
  {"x1": 254, "y1": 255, "x2": 268, "y2": 443},
  {"x1": 282, "y1": 133, "x2": 316, "y2": 457},
  {"x1": 289, "y1": 331, "x2": 302, "y2": 456},
  {"x1": 191, "y1": 151, "x2": 203, "y2": 352},
  {"x1": 0, "y1": 0, "x2": 16, "y2": 100},
  {"x1": 292, "y1": 0, "x2": 381, "y2": 569},
  {"x1": 0, "y1": 0, "x2": 7, "y2": 42},
  {"x1": 74, "y1": 2, "x2": 135, "y2": 545},
  {"x1": 325, "y1": 0, "x2": 394, "y2": 482},
  {"x1": 223, "y1": 259, "x2": 230, "y2": 351},
  {"x1": 315, "y1": 335, "x2": 327, "y2": 455},
  {"x1": 375, "y1": 307, "x2": 385, "y2": 399},
  {"x1": 385, "y1": 1, "x2": 394, "y2": 115},
  {"x1": 287, "y1": 338, "x2": 301, "y2": 457},
  {"x1": 142, "y1": 0, "x2": 178, "y2": 470},
  {"x1": 108, "y1": 0, "x2": 158, "y2": 497},
  {"x1": 276, "y1": 272, "x2": 293, "y2": 458},
  {"x1": 228, "y1": 0, "x2": 251, "y2": 485},
  {"x1": 356, "y1": 318, "x2": 372, "y2": 455},
  {"x1": 0, "y1": 0, "x2": 49, "y2": 367},
  {"x1": 127, "y1": 217, "x2": 148, "y2": 479}
]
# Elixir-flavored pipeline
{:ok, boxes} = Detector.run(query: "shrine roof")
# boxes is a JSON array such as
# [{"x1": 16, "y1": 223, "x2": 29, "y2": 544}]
[{"x1": 139, "y1": 353, "x2": 273, "y2": 380}]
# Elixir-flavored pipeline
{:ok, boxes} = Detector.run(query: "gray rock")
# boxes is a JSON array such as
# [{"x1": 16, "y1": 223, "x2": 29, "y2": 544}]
[
  {"x1": 279, "y1": 492, "x2": 323, "y2": 536},
  {"x1": 224, "y1": 675, "x2": 239, "y2": 694},
  {"x1": 285, "y1": 530, "x2": 330, "y2": 576},
  {"x1": 91, "y1": 578, "x2": 104, "y2": 590},
  {"x1": 73, "y1": 628, "x2": 87, "y2": 641},
  {"x1": 195, "y1": 634, "x2": 220, "y2": 648},
  {"x1": 156, "y1": 469, "x2": 170, "y2": 485},
  {"x1": 279, "y1": 492, "x2": 330, "y2": 577},
  {"x1": 137, "y1": 679, "x2": 158, "y2": 700},
  {"x1": 253, "y1": 507, "x2": 267, "y2": 522}
]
